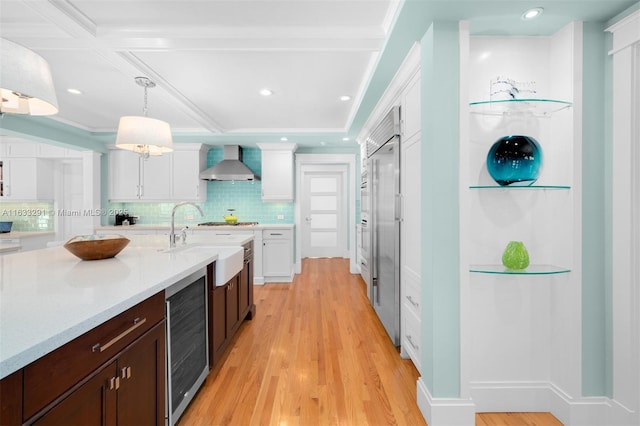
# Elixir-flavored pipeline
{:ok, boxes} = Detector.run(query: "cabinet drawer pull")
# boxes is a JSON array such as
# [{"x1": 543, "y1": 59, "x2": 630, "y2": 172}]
[
  {"x1": 406, "y1": 295, "x2": 419, "y2": 308},
  {"x1": 108, "y1": 376, "x2": 120, "y2": 391},
  {"x1": 270, "y1": 233, "x2": 283, "y2": 236},
  {"x1": 92, "y1": 317, "x2": 147, "y2": 353},
  {"x1": 121, "y1": 366, "x2": 132, "y2": 379},
  {"x1": 406, "y1": 334, "x2": 419, "y2": 351}
]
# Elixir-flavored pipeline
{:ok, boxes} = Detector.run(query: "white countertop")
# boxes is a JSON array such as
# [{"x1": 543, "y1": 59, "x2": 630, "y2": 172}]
[
  {"x1": 94, "y1": 233, "x2": 254, "y2": 248},
  {"x1": 0, "y1": 244, "x2": 21, "y2": 253},
  {"x1": 0, "y1": 231, "x2": 55, "y2": 240},
  {"x1": 96, "y1": 223, "x2": 294, "y2": 232},
  {"x1": 0, "y1": 237, "x2": 251, "y2": 379}
]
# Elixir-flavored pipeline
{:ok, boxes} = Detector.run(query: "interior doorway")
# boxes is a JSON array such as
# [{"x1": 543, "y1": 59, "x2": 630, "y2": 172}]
[
  {"x1": 301, "y1": 167, "x2": 347, "y2": 258},
  {"x1": 295, "y1": 154, "x2": 358, "y2": 274}
]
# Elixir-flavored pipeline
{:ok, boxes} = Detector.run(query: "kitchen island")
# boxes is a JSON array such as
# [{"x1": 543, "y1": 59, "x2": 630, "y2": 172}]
[
  {"x1": 0, "y1": 245, "x2": 212, "y2": 378},
  {"x1": 96, "y1": 223, "x2": 295, "y2": 283},
  {"x1": 0, "y1": 234, "x2": 254, "y2": 425}
]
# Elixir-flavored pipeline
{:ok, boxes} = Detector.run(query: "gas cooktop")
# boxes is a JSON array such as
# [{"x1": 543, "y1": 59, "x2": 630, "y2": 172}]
[{"x1": 198, "y1": 222, "x2": 259, "y2": 227}]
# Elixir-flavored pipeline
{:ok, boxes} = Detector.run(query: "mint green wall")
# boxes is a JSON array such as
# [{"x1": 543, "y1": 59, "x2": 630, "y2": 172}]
[
  {"x1": 581, "y1": 22, "x2": 610, "y2": 398},
  {"x1": 105, "y1": 147, "x2": 294, "y2": 225},
  {"x1": 420, "y1": 21, "x2": 461, "y2": 398},
  {"x1": 0, "y1": 114, "x2": 107, "y2": 152}
]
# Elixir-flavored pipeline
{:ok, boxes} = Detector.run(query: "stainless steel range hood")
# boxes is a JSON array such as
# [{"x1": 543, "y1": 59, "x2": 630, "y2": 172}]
[{"x1": 199, "y1": 145, "x2": 260, "y2": 181}]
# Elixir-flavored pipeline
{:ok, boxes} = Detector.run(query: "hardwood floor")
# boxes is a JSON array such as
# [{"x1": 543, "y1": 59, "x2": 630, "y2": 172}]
[
  {"x1": 475, "y1": 412, "x2": 563, "y2": 426},
  {"x1": 179, "y1": 258, "x2": 562, "y2": 426}
]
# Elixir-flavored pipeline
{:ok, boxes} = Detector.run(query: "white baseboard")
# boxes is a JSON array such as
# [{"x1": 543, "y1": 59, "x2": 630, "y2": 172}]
[
  {"x1": 416, "y1": 379, "x2": 638, "y2": 426},
  {"x1": 470, "y1": 381, "x2": 560, "y2": 413},
  {"x1": 469, "y1": 381, "x2": 639, "y2": 426},
  {"x1": 263, "y1": 272, "x2": 295, "y2": 283},
  {"x1": 416, "y1": 378, "x2": 476, "y2": 426}
]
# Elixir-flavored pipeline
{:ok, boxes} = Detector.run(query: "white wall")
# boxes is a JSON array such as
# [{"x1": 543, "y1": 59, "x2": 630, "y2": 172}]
[{"x1": 607, "y1": 9, "x2": 640, "y2": 425}]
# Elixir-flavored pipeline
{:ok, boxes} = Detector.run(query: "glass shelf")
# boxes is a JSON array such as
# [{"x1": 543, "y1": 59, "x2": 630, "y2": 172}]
[
  {"x1": 470, "y1": 264, "x2": 571, "y2": 275},
  {"x1": 469, "y1": 98, "x2": 572, "y2": 117},
  {"x1": 469, "y1": 185, "x2": 570, "y2": 190}
]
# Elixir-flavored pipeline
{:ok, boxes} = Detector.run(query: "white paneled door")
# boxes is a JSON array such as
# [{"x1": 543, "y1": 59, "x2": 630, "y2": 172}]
[{"x1": 301, "y1": 168, "x2": 347, "y2": 258}]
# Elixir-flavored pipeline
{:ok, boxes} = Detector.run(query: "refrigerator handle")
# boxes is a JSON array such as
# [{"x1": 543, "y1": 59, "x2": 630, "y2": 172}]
[
  {"x1": 372, "y1": 277, "x2": 378, "y2": 304},
  {"x1": 395, "y1": 193, "x2": 402, "y2": 221},
  {"x1": 371, "y1": 158, "x2": 378, "y2": 282}
]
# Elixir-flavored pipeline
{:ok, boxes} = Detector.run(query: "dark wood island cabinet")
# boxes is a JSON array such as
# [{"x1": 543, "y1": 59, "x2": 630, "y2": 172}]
[
  {"x1": 0, "y1": 240, "x2": 256, "y2": 425},
  {"x1": 208, "y1": 240, "x2": 256, "y2": 370},
  {"x1": 1, "y1": 292, "x2": 166, "y2": 426}
]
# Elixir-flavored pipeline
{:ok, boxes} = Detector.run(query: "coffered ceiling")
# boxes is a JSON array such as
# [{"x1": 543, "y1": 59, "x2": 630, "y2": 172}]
[
  {"x1": 1, "y1": 0, "x2": 637, "y2": 149},
  {"x1": 1, "y1": 0, "x2": 398, "y2": 147}
]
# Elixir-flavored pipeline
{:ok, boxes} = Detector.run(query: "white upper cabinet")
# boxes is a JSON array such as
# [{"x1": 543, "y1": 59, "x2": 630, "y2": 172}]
[
  {"x1": 401, "y1": 71, "x2": 421, "y2": 140},
  {"x1": 108, "y1": 144, "x2": 209, "y2": 202},
  {"x1": 0, "y1": 139, "x2": 77, "y2": 158},
  {"x1": 171, "y1": 145, "x2": 209, "y2": 202},
  {"x1": 140, "y1": 154, "x2": 172, "y2": 200},
  {"x1": 257, "y1": 143, "x2": 297, "y2": 202},
  {"x1": 0, "y1": 158, "x2": 54, "y2": 201},
  {"x1": 1, "y1": 141, "x2": 38, "y2": 157},
  {"x1": 109, "y1": 149, "x2": 150, "y2": 201}
]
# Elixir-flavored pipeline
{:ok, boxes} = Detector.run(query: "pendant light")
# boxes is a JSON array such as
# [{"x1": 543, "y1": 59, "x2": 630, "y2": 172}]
[
  {"x1": 0, "y1": 38, "x2": 59, "y2": 115},
  {"x1": 116, "y1": 77, "x2": 173, "y2": 157}
]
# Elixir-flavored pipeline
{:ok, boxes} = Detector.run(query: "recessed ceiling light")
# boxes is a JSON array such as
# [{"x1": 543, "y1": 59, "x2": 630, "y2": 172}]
[
  {"x1": 280, "y1": 137, "x2": 288, "y2": 141},
  {"x1": 340, "y1": 95, "x2": 351, "y2": 101},
  {"x1": 260, "y1": 88, "x2": 273, "y2": 96},
  {"x1": 320, "y1": 141, "x2": 327, "y2": 146},
  {"x1": 67, "y1": 88, "x2": 83, "y2": 95},
  {"x1": 342, "y1": 137, "x2": 349, "y2": 141},
  {"x1": 521, "y1": 7, "x2": 544, "y2": 20}
]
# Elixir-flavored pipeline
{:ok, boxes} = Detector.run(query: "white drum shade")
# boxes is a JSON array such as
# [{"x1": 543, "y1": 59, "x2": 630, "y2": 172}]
[
  {"x1": 115, "y1": 115, "x2": 173, "y2": 156},
  {"x1": 1, "y1": 38, "x2": 59, "y2": 115}
]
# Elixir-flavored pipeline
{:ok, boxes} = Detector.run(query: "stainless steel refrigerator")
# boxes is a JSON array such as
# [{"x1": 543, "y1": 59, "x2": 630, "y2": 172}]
[{"x1": 366, "y1": 106, "x2": 401, "y2": 346}]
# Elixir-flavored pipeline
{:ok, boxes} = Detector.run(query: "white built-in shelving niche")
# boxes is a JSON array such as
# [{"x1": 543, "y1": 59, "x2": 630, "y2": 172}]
[{"x1": 460, "y1": 22, "x2": 582, "y2": 419}]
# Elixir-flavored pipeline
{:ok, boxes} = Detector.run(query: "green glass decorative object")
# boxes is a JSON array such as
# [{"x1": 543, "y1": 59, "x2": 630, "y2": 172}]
[{"x1": 502, "y1": 241, "x2": 530, "y2": 270}]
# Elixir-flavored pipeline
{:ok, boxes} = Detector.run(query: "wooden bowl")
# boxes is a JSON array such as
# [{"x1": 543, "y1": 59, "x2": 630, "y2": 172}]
[{"x1": 64, "y1": 234, "x2": 130, "y2": 261}]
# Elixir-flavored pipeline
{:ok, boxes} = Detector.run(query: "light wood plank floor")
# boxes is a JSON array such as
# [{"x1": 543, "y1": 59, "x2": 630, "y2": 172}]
[{"x1": 179, "y1": 258, "x2": 562, "y2": 426}]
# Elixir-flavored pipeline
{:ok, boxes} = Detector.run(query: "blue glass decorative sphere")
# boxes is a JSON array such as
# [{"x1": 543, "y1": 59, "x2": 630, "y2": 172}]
[{"x1": 486, "y1": 135, "x2": 543, "y2": 186}]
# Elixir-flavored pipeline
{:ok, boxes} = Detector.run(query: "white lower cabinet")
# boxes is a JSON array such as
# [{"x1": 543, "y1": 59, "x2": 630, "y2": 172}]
[
  {"x1": 262, "y1": 229, "x2": 294, "y2": 281},
  {"x1": 401, "y1": 275, "x2": 421, "y2": 369},
  {"x1": 400, "y1": 129, "x2": 421, "y2": 370},
  {"x1": 402, "y1": 303, "x2": 421, "y2": 367}
]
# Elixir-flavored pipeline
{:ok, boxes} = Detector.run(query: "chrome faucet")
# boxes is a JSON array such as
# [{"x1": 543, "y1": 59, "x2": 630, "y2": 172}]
[{"x1": 170, "y1": 202, "x2": 204, "y2": 248}]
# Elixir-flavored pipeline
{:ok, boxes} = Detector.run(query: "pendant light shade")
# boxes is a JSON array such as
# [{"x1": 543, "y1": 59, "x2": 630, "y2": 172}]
[
  {"x1": 116, "y1": 116, "x2": 173, "y2": 156},
  {"x1": 115, "y1": 77, "x2": 173, "y2": 157},
  {"x1": 1, "y1": 38, "x2": 59, "y2": 115}
]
